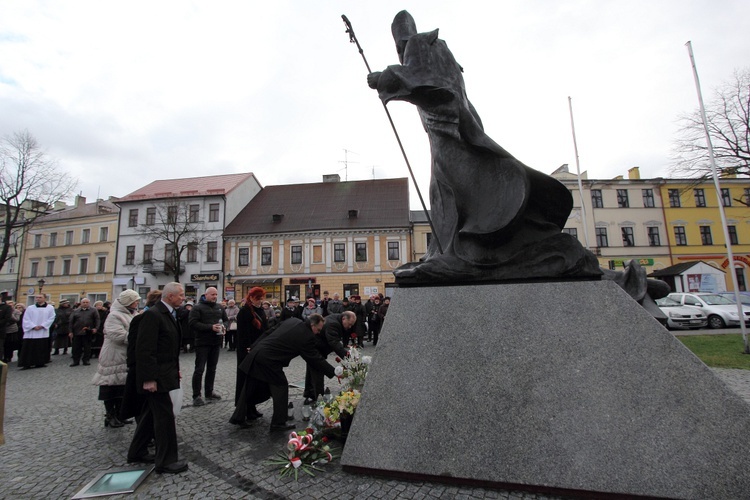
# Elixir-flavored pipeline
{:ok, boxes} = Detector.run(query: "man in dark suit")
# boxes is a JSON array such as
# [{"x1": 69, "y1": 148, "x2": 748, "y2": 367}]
[
  {"x1": 236, "y1": 314, "x2": 336, "y2": 431},
  {"x1": 304, "y1": 311, "x2": 355, "y2": 399},
  {"x1": 127, "y1": 282, "x2": 188, "y2": 474}
]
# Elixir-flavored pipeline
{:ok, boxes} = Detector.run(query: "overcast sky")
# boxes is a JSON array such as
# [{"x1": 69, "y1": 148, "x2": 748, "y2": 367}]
[{"x1": 2, "y1": 1, "x2": 749, "y2": 207}]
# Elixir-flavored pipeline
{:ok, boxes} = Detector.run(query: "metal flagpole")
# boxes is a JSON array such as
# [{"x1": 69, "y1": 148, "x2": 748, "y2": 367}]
[
  {"x1": 685, "y1": 40, "x2": 749, "y2": 351},
  {"x1": 568, "y1": 96, "x2": 591, "y2": 249},
  {"x1": 341, "y1": 14, "x2": 444, "y2": 255}
]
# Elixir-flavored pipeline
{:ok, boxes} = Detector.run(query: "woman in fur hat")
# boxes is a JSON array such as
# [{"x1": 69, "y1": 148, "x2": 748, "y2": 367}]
[{"x1": 92, "y1": 289, "x2": 140, "y2": 428}]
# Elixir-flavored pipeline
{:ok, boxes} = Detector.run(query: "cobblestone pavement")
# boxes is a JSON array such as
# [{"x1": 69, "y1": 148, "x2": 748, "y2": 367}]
[{"x1": 2, "y1": 344, "x2": 750, "y2": 499}]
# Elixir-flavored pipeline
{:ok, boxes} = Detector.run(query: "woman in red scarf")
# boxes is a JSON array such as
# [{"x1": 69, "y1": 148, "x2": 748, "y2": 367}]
[{"x1": 231, "y1": 287, "x2": 268, "y2": 424}]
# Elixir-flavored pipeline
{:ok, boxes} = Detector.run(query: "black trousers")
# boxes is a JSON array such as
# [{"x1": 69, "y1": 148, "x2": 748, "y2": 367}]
[
  {"x1": 71, "y1": 334, "x2": 92, "y2": 363},
  {"x1": 304, "y1": 365, "x2": 325, "y2": 400},
  {"x1": 128, "y1": 392, "x2": 178, "y2": 467},
  {"x1": 192, "y1": 344, "x2": 220, "y2": 399},
  {"x1": 269, "y1": 383, "x2": 289, "y2": 426}
]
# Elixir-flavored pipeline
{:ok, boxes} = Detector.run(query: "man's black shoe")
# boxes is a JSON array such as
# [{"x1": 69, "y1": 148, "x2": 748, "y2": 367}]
[
  {"x1": 270, "y1": 423, "x2": 295, "y2": 432},
  {"x1": 70, "y1": 362, "x2": 80, "y2": 367},
  {"x1": 229, "y1": 418, "x2": 251, "y2": 428},
  {"x1": 155, "y1": 460, "x2": 188, "y2": 474},
  {"x1": 83, "y1": 362, "x2": 91, "y2": 366},
  {"x1": 127, "y1": 453, "x2": 155, "y2": 464},
  {"x1": 248, "y1": 408, "x2": 263, "y2": 419}
]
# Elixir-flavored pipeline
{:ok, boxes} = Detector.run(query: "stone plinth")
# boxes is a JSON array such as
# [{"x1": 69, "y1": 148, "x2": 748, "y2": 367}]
[{"x1": 341, "y1": 281, "x2": 750, "y2": 499}]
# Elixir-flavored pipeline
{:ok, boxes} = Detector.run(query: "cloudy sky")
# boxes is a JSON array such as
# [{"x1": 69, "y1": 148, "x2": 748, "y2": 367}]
[{"x1": 2, "y1": 1, "x2": 749, "y2": 207}]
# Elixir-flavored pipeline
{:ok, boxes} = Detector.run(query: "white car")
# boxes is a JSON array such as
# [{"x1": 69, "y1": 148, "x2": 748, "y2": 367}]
[
  {"x1": 655, "y1": 297, "x2": 707, "y2": 330},
  {"x1": 667, "y1": 292, "x2": 750, "y2": 329}
]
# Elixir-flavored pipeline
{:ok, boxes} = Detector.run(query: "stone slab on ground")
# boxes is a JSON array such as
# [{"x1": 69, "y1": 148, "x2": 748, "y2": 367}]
[{"x1": 341, "y1": 280, "x2": 750, "y2": 500}]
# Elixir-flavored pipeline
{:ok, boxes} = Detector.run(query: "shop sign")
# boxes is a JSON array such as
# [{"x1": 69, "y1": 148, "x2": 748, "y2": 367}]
[
  {"x1": 610, "y1": 258, "x2": 654, "y2": 267},
  {"x1": 191, "y1": 274, "x2": 219, "y2": 282},
  {"x1": 721, "y1": 255, "x2": 750, "y2": 268}
]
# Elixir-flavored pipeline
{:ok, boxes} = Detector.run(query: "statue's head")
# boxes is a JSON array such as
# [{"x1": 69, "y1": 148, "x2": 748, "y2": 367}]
[{"x1": 391, "y1": 10, "x2": 417, "y2": 63}]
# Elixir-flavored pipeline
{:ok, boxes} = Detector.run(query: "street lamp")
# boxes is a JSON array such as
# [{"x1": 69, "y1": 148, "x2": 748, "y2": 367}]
[
  {"x1": 225, "y1": 273, "x2": 233, "y2": 286},
  {"x1": 37, "y1": 278, "x2": 45, "y2": 294}
]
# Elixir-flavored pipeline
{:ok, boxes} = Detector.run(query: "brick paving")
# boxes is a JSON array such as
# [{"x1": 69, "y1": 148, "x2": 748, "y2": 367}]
[{"x1": 2, "y1": 344, "x2": 750, "y2": 499}]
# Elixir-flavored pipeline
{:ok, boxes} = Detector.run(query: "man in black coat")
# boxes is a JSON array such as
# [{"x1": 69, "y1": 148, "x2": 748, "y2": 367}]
[
  {"x1": 304, "y1": 311, "x2": 355, "y2": 399},
  {"x1": 127, "y1": 282, "x2": 187, "y2": 474},
  {"x1": 236, "y1": 315, "x2": 336, "y2": 431},
  {"x1": 189, "y1": 287, "x2": 228, "y2": 406}
]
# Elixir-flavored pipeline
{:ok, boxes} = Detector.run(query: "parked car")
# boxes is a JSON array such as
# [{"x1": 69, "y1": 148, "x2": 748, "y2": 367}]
[
  {"x1": 655, "y1": 297, "x2": 708, "y2": 330},
  {"x1": 667, "y1": 292, "x2": 750, "y2": 329},
  {"x1": 717, "y1": 291, "x2": 750, "y2": 306}
]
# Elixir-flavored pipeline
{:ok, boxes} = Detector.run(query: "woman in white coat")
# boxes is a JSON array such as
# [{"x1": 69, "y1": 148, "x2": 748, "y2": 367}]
[{"x1": 92, "y1": 289, "x2": 140, "y2": 428}]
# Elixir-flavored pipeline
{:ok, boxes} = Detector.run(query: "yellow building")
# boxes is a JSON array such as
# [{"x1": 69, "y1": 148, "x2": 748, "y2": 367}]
[
  {"x1": 20, "y1": 196, "x2": 119, "y2": 305},
  {"x1": 659, "y1": 178, "x2": 750, "y2": 291},
  {"x1": 223, "y1": 177, "x2": 410, "y2": 302}
]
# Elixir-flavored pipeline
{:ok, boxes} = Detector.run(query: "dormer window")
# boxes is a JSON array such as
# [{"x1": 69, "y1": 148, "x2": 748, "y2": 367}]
[
  {"x1": 348, "y1": 210, "x2": 358, "y2": 219},
  {"x1": 272, "y1": 214, "x2": 284, "y2": 223}
]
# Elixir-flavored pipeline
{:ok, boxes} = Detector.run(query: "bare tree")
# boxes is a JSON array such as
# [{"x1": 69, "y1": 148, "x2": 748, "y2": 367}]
[
  {"x1": 671, "y1": 68, "x2": 750, "y2": 185},
  {"x1": 0, "y1": 130, "x2": 78, "y2": 272},
  {"x1": 135, "y1": 199, "x2": 214, "y2": 282}
]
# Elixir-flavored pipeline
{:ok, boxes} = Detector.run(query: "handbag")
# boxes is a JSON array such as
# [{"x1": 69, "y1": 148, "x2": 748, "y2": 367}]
[
  {"x1": 229, "y1": 320, "x2": 237, "y2": 331},
  {"x1": 169, "y1": 383, "x2": 184, "y2": 417}
]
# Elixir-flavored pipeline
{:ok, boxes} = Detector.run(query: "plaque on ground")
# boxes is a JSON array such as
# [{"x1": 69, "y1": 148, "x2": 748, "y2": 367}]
[{"x1": 341, "y1": 281, "x2": 750, "y2": 499}]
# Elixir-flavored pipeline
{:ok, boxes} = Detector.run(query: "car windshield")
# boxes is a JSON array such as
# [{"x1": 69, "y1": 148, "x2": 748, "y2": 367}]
[
  {"x1": 656, "y1": 297, "x2": 681, "y2": 307},
  {"x1": 699, "y1": 294, "x2": 735, "y2": 305}
]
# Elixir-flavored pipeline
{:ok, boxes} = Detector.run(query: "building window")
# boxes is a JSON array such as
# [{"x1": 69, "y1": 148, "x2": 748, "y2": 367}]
[
  {"x1": 97, "y1": 256, "x2": 106, "y2": 273},
  {"x1": 355, "y1": 242, "x2": 367, "y2": 262},
  {"x1": 49, "y1": 232, "x2": 57, "y2": 247},
  {"x1": 238, "y1": 247, "x2": 249, "y2": 266},
  {"x1": 721, "y1": 188, "x2": 732, "y2": 207},
  {"x1": 125, "y1": 246, "x2": 135, "y2": 265},
  {"x1": 737, "y1": 268, "x2": 747, "y2": 292},
  {"x1": 165, "y1": 244, "x2": 175, "y2": 268},
  {"x1": 206, "y1": 241, "x2": 218, "y2": 262},
  {"x1": 700, "y1": 225, "x2": 713, "y2": 245},
  {"x1": 79, "y1": 258, "x2": 88, "y2": 275},
  {"x1": 187, "y1": 243, "x2": 198, "y2": 263},
  {"x1": 65, "y1": 230, "x2": 73, "y2": 245},
  {"x1": 46, "y1": 260, "x2": 54, "y2": 276},
  {"x1": 728, "y1": 225, "x2": 739, "y2": 245},
  {"x1": 30, "y1": 261, "x2": 38, "y2": 277},
  {"x1": 694, "y1": 189, "x2": 706, "y2": 207},
  {"x1": 62, "y1": 259, "x2": 71, "y2": 276},
  {"x1": 143, "y1": 244, "x2": 153, "y2": 264},
  {"x1": 334, "y1": 243, "x2": 345, "y2": 262},
  {"x1": 167, "y1": 206, "x2": 177, "y2": 224},
  {"x1": 647, "y1": 227, "x2": 661, "y2": 246},
  {"x1": 261, "y1": 247, "x2": 272, "y2": 266},
  {"x1": 291, "y1": 245, "x2": 302, "y2": 265},
  {"x1": 99, "y1": 227, "x2": 108, "y2": 242},
  {"x1": 642, "y1": 189, "x2": 655, "y2": 208},
  {"x1": 591, "y1": 189, "x2": 603, "y2": 208},
  {"x1": 146, "y1": 207, "x2": 156, "y2": 225},
  {"x1": 128, "y1": 209, "x2": 138, "y2": 227},
  {"x1": 595, "y1": 227, "x2": 608, "y2": 248},
  {"x1": 745, "y1": 188, "x2": 750, "y2": 206},
  {"x1": 617, "y1": 189, "x2": 629, "y2": 208},
  {"x1": 563, "y1": 228, "x2": 578, "y2": 239},
  {"x1": 189, "y1": 204, "x2": 200, "y2": 223},
  {"x1": 312, "y1": 245, "x2": 323, "y2": 263},
  {"x1": 668, "y1": 189, "x2": 681, "y2": 208},
  {"x1": 674, "y1": 227, "x2": 687, "y2": 246},
  {"x1": 387, "y1": 241, "x2": 400, "y2": 260},
  {"x1": 81, "y1": 228, "x2": 90, "y2": 244},
  {"x1": 209, "y1": 203, "x2": 220, "y2": 222},
  {"x1": 34, "y1": 234, "x2": 41, "y2": 248},
  {"x1": 621, "y1": 227, "x2": 635, "y2": 247}
]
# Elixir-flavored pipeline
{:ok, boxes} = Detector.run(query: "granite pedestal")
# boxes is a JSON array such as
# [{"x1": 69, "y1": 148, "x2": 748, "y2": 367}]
[{"x1": 341, "y1": 281, "x2": 750, "y2": 499}]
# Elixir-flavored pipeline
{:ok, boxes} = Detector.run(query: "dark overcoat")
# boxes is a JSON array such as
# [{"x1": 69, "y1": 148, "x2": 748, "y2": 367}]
[{"x1": 135, "y1": 301, "x2": 181, "y2": 393}]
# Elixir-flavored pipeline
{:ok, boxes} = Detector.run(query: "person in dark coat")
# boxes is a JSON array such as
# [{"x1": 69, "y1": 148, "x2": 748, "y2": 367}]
[
  {"x1": 234, "y1": 287, "x2": 268, "y2": 408},
  {"x1": 120, "y1": 290, "x2": 162, "y2": 424},
  {"x1": 280, "y1": 297, "x2": 303, "y2": 321},
  {"x1": 52, "y1": 300, "x2": 73, "y2": 355},
  {"x1": 231, "y1": 315, "x2": 336, "y2": 431},
  {"x1": 69, "y1": 298, "x2": 101, "y2": 366},
  {"x1": 304, "y1": 311, "x2": 355, "y2": 399},
  {"x1": 189, "y1": 287, "x2": 228, "y2": 406},
  {"x1": 348, "y1": 295, "x2": 366, "y2": 348},
  {"x1": 177, "y1": 301, "x2": 194, "y2": 353},
  {"x1": 127, "y1": 282, "x2": 187, "y2": 474}
]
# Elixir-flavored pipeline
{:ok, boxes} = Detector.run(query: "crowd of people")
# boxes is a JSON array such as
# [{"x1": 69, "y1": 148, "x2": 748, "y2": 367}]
[{"x1": 0, "y1": 286, "x2": 390, "y2": 475}]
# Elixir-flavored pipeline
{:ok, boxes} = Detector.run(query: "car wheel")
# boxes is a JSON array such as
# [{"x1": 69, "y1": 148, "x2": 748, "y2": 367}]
[{"x1": 708, "y1": 315, "x2": 725, "y2": 329}]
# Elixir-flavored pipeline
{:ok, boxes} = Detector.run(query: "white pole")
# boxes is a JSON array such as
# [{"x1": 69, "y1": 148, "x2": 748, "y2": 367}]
[
  {"x1": 568, "y1": 97, "x2": 591, "y2": 249},
  {"x1": 685, "y1": 41, "x2": 748, "y2": 350}
]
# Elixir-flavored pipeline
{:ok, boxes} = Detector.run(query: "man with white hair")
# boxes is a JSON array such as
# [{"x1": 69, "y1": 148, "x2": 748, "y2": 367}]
[
  {"x1": 69, "y1": 298, "x2": 100, "y2": 366},
  {"x1": 128, "y1": 282, "x2": 188, "y2": 474}
]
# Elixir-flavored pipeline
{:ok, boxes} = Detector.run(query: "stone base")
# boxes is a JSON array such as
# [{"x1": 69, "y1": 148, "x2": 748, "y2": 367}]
[{"x1": 341, "y1": 281, "x2": 750, "y2": 500}]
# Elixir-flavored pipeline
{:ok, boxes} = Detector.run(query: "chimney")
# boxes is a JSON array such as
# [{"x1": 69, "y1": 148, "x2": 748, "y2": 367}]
[
  {"x1": 628, "y1": 167, "x2": 640, "y2": 180},
  {"x1": 75, "y1": 195, "x2": 86, "y2": 207},
  {"x1": 323, "y1": 174, "x2": 341, "y2": 183}
]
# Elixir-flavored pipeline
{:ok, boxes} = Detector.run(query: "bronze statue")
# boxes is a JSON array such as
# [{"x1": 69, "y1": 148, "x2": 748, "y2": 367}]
[{"x1": 367, "y1": 11, "x2": 601, "y2": 284}]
